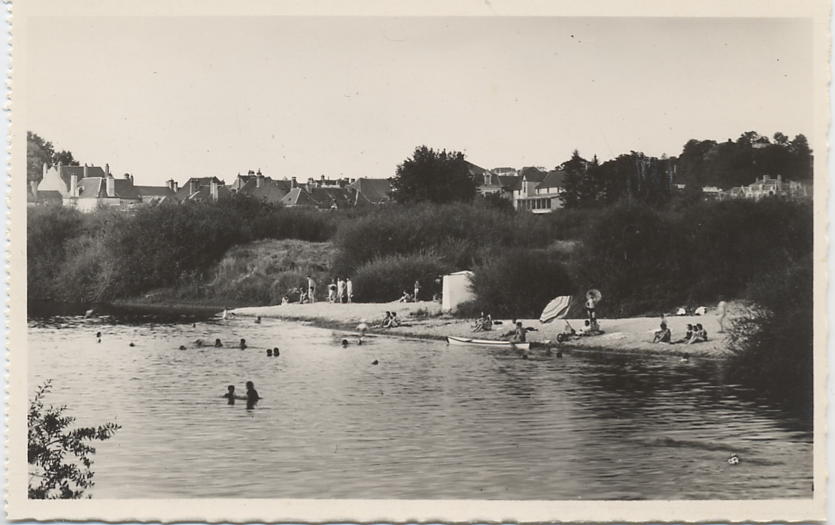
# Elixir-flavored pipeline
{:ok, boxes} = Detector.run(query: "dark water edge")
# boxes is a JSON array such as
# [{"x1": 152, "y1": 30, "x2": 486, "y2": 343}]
[{"x1": 27, "y1": 300, "x2": 223, "y2": 323}]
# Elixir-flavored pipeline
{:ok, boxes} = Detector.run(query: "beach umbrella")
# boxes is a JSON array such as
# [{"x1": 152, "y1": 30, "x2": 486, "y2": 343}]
[
  {"x1": 540, "y1": 296, "x2": 573, "y2": 323},
  {"x1": 586, "y1": 289, "x2": 603, "y2": 304}
]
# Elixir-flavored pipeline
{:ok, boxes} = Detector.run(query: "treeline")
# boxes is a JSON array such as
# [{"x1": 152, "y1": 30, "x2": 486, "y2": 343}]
[
  {"x1": 28, "y1": 196, "x2": 335, "y2": 304},
  {"x1": 559, "y1": 131, "x2": 812, "y2": 210}
]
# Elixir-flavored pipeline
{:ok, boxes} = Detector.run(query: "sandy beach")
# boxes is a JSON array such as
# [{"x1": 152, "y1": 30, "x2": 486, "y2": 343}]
[{"x1": 233, "y1": 300, "x2": 734, "y2": 358}]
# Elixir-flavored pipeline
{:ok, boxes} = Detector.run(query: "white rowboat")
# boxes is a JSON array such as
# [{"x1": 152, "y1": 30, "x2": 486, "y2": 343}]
[{"x1": 446, "y1": 336, "x2": 530, "y2": 351}]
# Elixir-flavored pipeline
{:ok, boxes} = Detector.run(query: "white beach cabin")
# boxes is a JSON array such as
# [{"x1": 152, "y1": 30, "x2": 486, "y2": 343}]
[{"x1": 442, "y1": 271, "x2": 475, "y2": 313}]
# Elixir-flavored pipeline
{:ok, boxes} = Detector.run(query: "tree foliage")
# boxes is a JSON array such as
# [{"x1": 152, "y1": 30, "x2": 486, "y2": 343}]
[
  {"x1": 27, "y1": 131, "x2": 80, "y2": 183},
  {"x1": 28, "y1": 381, "x2": 121, "y2": 499},
  {"x1": 390, "y1": 146, "x2": 476, "y2": 204}
]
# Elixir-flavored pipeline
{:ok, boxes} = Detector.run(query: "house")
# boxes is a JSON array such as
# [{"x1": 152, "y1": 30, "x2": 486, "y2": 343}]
[
  {"x1": 176, "y1": 177, "x2": 230, "y2": 202},
  {"x1": 231, "y1": 171, "x2": 291, "y2": 205},
  {"x1": 134, "y1": 184, "x2": 178, "y2": 206},
  {"x1": 512, "y1": 167, "x2": 548, "y2": 212},
  {"x1": 348, "y1": 177, "x2": 392, "y2": 206},
  {"x1": 513, "y1": 169, "x2": 566, "y2": 213},
  {"x1": 722, "y1": 175, "x2": 810, "y2": 201},
  {"x1": 26, "y1": 188, "x2": 63, "y2": 207},
  {"x1": 57, "y1": 164, "x2": 144, "y2": 212}
]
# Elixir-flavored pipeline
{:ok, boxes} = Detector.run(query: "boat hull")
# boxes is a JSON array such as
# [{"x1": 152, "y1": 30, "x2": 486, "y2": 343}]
[{"x1": 446, "y1": 336, "x2": 530, "y2": 351}]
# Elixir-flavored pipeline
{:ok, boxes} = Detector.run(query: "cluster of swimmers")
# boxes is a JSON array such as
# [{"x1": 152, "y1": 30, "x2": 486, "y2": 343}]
[{"x1": 653, "y1": 321, "x2": 708, "y2": 344}]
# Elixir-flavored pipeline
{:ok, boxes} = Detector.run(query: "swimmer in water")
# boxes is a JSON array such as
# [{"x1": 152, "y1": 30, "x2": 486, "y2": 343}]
[
  {"x1": 255, "y1": 316, "x2": 262, "y2": 324},
  {"x1": 214, "y1": 338, "x2": 223, "y2": 348},
  {"x1": 194, "y1": 339, "x2": 204, "y2": 347},
  {"x1": 239, "y1": 338, "x2": 247, "y2": 350},
  {"x1": 267, "y1": 349, "x2": 273, "y2": 356},
  {"x1": 273, "y1": 347, "x2": 279, "y2": 356},
  {"x1": 245, "y1": 381, "x2": 260, "y2": 409},
  {"x1": 341, "y1": 339, "x2": 349, "y2": 348},
  {"x1": 222, "y1": 385, "x2": 243, "y2": 405}
]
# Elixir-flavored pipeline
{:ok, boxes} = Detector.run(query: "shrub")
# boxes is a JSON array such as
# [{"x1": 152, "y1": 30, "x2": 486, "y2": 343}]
[
  {"x1": 727, "y1": 258, "x2": 812, "y2": 411},
  {"x1": 351, "y1": 253, "x2": 451, "y2": 302},
  {"x1": 28, "y1": 381, "x2": 121, "y2": 499},
  {"x1": 27, "y1": 206, "x2": 85, "y2": 302},
  {"x1": 467, "y1": 249, "x2": 575, "y2": 318}
]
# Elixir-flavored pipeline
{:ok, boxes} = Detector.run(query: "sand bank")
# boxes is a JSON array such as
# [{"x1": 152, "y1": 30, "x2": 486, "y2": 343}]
[{"x1": 233, "y1": 300, "x2": 734, "y2": 358}]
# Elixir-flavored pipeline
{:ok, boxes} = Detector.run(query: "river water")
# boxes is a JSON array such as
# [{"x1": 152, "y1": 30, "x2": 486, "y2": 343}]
[{"x1": 27, "y1": 312, "x2": 812, "y2": 499}]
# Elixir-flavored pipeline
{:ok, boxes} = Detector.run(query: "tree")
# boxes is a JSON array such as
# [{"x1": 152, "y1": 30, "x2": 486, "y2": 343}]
[
  {"x1": 28, "y1": 381, "x2": 121, "y2": 499},
  {"x1": 390, "y1": 146, "x2": 476, "y2": 204},
  {"x1": 559, "y1": 150, "x2": 587, "y2": 208},
  {"x1": 27, "y1": 131, "x2": 81, "y2": 184}
]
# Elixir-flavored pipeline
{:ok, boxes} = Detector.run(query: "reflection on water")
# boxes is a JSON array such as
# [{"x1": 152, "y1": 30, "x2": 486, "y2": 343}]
[{"x1": 27, "y1": 313, "x2": 812, "y2": 499}]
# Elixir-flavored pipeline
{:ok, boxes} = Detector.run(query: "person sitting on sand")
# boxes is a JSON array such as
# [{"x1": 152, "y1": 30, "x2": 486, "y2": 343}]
[
  {"x1": 245, "y1": 381, "x2": 261, "y2": 409},
  {"x1": 472, "y1": 312, "x2": 487, "y2": 332},
  {"x1": 380, "y1": 311, "x2": 392, "y2": 327},
  {"x1": 510, "y1": 321, "x2": 527, "y2": 343},
  {"x1": 672, "y1": 324, "x2": 693, "y2": 344},
  {"x1": 502, "y1": 319, "x2": 518, "y2": 338},
  {"x1": 555, "y1": 320, "x2": 576, "y2": 343},
  {"x1": 389, "y1": 312, "x2": 401, "y2": 328},
  {"x1": 484, "y1": 314, "x2": 493, "y2": 330},
  {"x1": 578, "y1": 319, "x2": 591, "y2": 336},
  {"x1": 281, "y1": 296, "x2": 289, "y2": 306},
  {"x1": 652, "y1": 321, "x2": 671, "y2": 343},
  {"x1": 398, "y1": 291, "x2": 411, "y2": 303},
  {"x1": 688, "y1": 323, "x2": 708, "y2": 344}
]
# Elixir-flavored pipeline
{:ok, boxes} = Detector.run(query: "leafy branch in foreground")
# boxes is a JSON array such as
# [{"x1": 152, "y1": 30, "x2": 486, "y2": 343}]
[{"x1": 28, "y1": 380, "x2": 121, "y2": 499}]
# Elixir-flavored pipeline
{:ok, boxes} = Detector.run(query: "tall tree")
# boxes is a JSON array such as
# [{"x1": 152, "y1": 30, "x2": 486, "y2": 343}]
[
  {"x1": 390, "y1": 146, "x2": 476, "y2": 204},
  {"x1": 27, "y1": 132, "x2": 81, "y2": 184}
]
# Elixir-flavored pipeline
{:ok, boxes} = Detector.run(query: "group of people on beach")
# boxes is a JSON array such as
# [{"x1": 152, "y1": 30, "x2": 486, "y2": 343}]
[
  {"x1": 396, "y1": 280, "x2": 422, "y2": 303},
  {"x1": 326, "y1": 276, "x2": 354, "y2": 304},
  {"x1": 472, "y1": 312, "x2": 493, "y2": 332},
  {"x1": 652, "y1": 320, "x2": 708, "y2": 344},
  {"x1": 379, "y1": 311, "x2": 401, "y2": 328}
]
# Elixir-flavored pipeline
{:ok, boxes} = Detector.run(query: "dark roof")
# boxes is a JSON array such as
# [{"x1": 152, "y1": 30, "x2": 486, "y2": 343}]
[
  {"x1": 539, "y1": 169, "x2": 566, "y2": 190},
  {"x1": 499, "y1": 175, "x2": 521, "y2": 191},
  {"x1": 57, "y1": 165, "x2": 106, "y2": 190},
  {"x1": 135, "y1": 185, "x2": 177, "y2": 198},
  {"x1": 310, "y1": 187, "x2": 354, "y2": 209},
  {"x1": 76, "y1": 177, "x2": 140, "y2": 200},
  {"x1": 280, "y1": 187, "x2": 320, "y2": 207},
  {"x1": 349, "y1": 178, "x2": 391, "y2": 204},
  {"x1": 28, "y1": 189, "x2": 63, "y2": 204},
  {"x1": 113, "y1": 179, "x2": 140, "y2": 200},
  {"x1": 247, "y1": 181, "x2": 289, "y2": 205},
  {"x1": 519, "y1": 167, "x2": 547, "y2": 183}
]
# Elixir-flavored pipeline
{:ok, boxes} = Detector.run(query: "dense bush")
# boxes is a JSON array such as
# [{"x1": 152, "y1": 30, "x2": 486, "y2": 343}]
[
  {"x1": 351, "y1": 253, "x2": 451, "y2": 303},
  {"x1": 465, "y1": 250, "x2": 575, "y2": 318},
  {"x1": 27, "y1": 206, "x2": 85, "y2": 301},
  {"x1": 727, "y1": 258, "x2": 813, "y2": 411},
  {"x1": 332, "y1": 202, "x2": 552, "y2": 274},
  {"x1": 574, "y1": 198, "x2": 812, "y2": 316}
]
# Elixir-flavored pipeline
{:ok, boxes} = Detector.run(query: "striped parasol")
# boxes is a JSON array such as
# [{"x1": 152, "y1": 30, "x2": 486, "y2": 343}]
[{"x1": 540, "y1": 296, "x2": 573, "y2": 323}]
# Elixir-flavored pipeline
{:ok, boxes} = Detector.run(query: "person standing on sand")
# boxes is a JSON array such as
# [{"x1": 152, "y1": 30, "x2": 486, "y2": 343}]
[
  {"x1": 346, "y1": 278, "x2": 353, "y2": 303},
  {"x1": 413, "y1": 280, "x2": 421, "y2": 302},
  {"x1": 327, "y1": 280, "x2": 337, "y2": 303},
  {"x1": 337, "y1": 277, "x2": 346, "y2": 304},
  {"x1": 307, "y1": 275, "x2": 317, "y2": 303},
  {"x1": 717, "y1": 300, "x2": 727, "y2": 333}
]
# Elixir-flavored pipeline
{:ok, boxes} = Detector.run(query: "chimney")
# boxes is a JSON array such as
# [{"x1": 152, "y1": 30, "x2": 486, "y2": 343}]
[
  {"x1": 210, "y1": 179, "x2": 219, "y2": 201},
  {"x1": 105, "y1": 163, "x2": 110, "y2": 177},
  {"x1": 256, "y1": 173, "x2": 264, "y2": 188},
  {"x1": 83, "y1": 164, "x2": 88, "y2": 179},
  {"x1": 106, "y1": 173, "x2": 115, "y2": 197},
  {"x1": 70, "y1": 174, "x2": 78, "y2": 197},
  {"x1": 291, "y1": 177, "x2": 297, "y2": 189},
  {"x1": 124, "y1": 173, "x2": 133, "y2": 186}
]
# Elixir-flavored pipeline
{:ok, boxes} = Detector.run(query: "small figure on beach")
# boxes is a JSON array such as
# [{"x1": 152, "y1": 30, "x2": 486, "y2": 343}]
[
  {"x1": 327, "y1": 280, "x2": 337, "y2": 303},
  {"x1": 346, "y1": 278, "x2": 353, "y2": 303},
  {"x1": 672, "y1": 324, "x2": 693, "y2": 344},
  {"x1": 652, "y1": 321, "x2": 671, "y2": 343},
  {"x1": 221, "y1": 307, "x2": 229, "y2": 320},
  {"x1": 337, "y1": 277, "x2": 346, "y2": 303},
  {"x1": 239, "y1": 338, "x2": 247, "y2": 350},
  {"x1": 717, "y1": 300, "x2": 727, "y2": 333},
  {"x1": 687, "y1": 324, "x2": 708, "y2": 344},
  {"x1": 245, "y1": 381, "x2": 260, "y2": 409},
  {"x1": 510, "y1": 321, "x2": 527, "y2": 344},
  {"x1": 307, "y1": 275, "x2": 317, "y2": 304},
  {"x1": 357, "y1": 319, "x2": 369, "y2": 337},
  {"x1": 84, "y1": 308, "x2": 95, "y2": 319},
  {"x1": 413, "y1": 280, "x2": 420, "y2": 302},
  {"x1": 281, "y1": 295, "x2": 289, "y2": 306},
  {"x1": 214, "y1": 338, "x2": 223, "y2": 348},
  {"x1": 397, "y1": 290, "x2": 412, "y2": 303}
]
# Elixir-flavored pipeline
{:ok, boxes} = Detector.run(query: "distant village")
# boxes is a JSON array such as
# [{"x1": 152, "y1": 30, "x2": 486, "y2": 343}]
[{"x1": 27, "y1": 158, "x2": 810, "y2": 214}]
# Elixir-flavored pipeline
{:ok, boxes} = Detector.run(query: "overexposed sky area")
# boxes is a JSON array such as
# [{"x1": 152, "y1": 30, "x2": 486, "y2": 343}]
[{"x1": 27, "y1": 17, "x2": 813, "y2": 185}]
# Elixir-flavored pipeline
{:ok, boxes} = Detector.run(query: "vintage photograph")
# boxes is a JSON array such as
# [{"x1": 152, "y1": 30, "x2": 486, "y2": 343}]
[{"x1": 7, "y1": 0, "x2": 829, "y2": 522}]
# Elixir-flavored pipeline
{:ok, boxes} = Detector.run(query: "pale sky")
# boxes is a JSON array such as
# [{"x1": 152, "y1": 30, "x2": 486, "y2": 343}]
[{"x1": 27, "y1": 17, "x2": 813, "y2": 185}]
